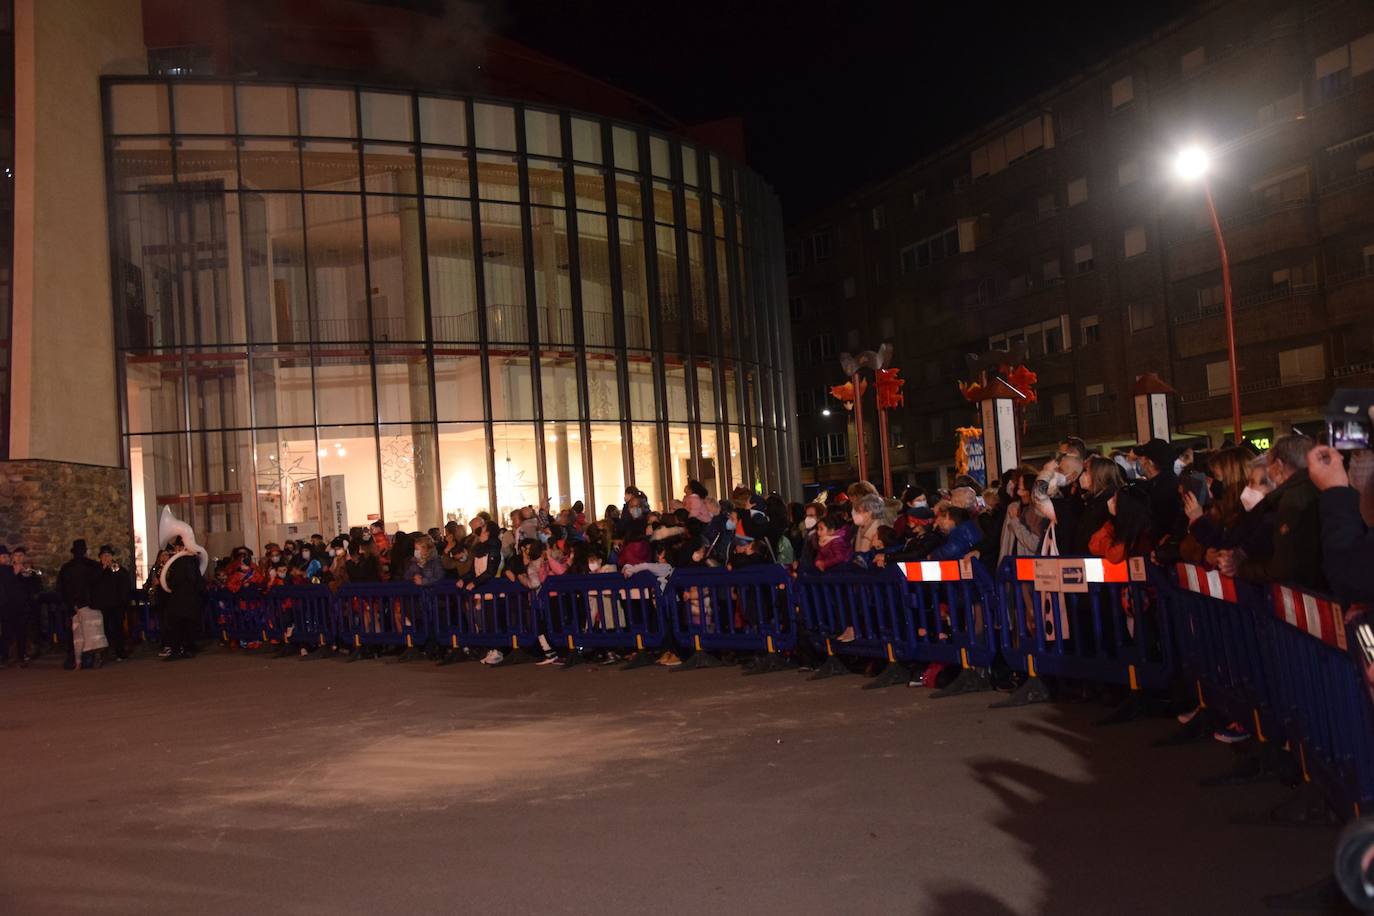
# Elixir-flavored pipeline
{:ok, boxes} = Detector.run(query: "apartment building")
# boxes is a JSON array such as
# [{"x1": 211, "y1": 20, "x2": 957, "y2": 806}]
[{"x1": 788, "y1": 0, "x2": 1374, "y2": 490}]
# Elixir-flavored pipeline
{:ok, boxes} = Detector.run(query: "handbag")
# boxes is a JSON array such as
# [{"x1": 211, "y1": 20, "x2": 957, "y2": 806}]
[
  {"x1": 72, "y1": 607, "x2": 109, "y2": 666},
  {"x1": 1036, "y1": 524, "x2": 1071, "y2": 641}
]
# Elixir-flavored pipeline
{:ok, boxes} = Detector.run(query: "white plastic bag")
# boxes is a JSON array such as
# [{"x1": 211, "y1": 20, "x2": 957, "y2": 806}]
[{"x1": 72, "y1": 607, "x2": 108, "y2": 666}]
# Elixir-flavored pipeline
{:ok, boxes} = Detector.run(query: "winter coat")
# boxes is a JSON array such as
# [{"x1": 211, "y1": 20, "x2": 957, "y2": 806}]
[
  {"x1": 403, "y1": 554, "x2": 446, "y2": 587},
  {"x1": 92, "y1": 565, "x2": 134, "y2": 613},
  {"x1": 1319, "y1": 486, "x2": 1374, "y2": 603},
  {"x1": 162, "y1": 553, "x2": 204, "y2": 624},
  {"x1": 927, "y1": 520, "x2": 983, "y2": 561},
  {"x1": 814, "y1": 529, "x2": 854, "y2": 571},
  {"x1": 56, "y1": 555, "x2": 103, "y2": 611},
  {"x1": 1237, "y1": 470, "x2": 1324, "y2": 590}
]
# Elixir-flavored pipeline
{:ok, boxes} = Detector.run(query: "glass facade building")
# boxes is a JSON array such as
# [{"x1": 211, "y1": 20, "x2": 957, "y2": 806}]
[{"x1": 104, "y1": 78, "x2": 795, "y2": 564}]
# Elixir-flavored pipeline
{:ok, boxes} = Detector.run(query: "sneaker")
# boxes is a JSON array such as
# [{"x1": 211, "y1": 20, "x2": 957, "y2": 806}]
[
  {"x1": 1176, "y1": 705, "x2": 1201, "y2": 725},
  {"x1": 836, "y1": 626, "x2": 856, "y2": 643},
  {"x1": 158, "y1": 647, "x2": 173, "y2": 658},
  {"x1": 656, "y1": 651, "x2": 683, "y2": 667},
  {"x1": 480, "y1": 649, "x2": 504, "y2": 666},
  {"x1": 1213, "y1": 722, "x2": 1251, "y2": 744},
  {"x1": 536, "y1": 653, "x2": 562, "y2": 667}
]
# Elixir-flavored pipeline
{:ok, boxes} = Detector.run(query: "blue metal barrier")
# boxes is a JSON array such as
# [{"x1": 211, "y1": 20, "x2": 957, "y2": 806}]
[
  {"x1": 270, "y1": 586, "x2": 333, "y2": 650},
  {"x1": 431, "y1": 579, "x2": 541, "y2": 653},
  {"x1": 996, "y1": 556, "x2": 1173, "y2": 691},
  {"x1": 539, "y1": 571, "x2": 668, "y2": 653},
  {"x1": 330, "y1": 582, "x2": 433, "y2": 651},
  {"x1": 1167, "y1": 565, "x2": 1374, "y2": 818},
  {"x1": 663, "y1": 565, "x2": 795, "y2": 657},
  {"x1": 796, "y1": 567, "x2": 913, "y2": 664}
]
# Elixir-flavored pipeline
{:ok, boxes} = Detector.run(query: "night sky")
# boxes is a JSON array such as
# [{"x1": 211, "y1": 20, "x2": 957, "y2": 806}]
[{"x1": 497, "y1": 0, "x2": 1202, "y2": 218}]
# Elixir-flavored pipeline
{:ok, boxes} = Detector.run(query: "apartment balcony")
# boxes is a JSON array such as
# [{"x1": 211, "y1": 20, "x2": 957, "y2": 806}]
[
  {"x1": 1167, "y1": 199, "x2": 1314, "y2": 282},
  {"x1": 1171, "y1": 284, "x2": 1323, "y2": 359},
  {"x1": 1176, "y1": 376, "x2": 1330, "y2": 426},
  {"x1": 1325, "y1": 266, "x2": 1374, "y2": 325},
  {"x1": 1319, "y1": 168, "x2": 1374, "y2": 238},
  {"x1": 1334, "y1": 360, "x2": 1374, "y2": 383}
]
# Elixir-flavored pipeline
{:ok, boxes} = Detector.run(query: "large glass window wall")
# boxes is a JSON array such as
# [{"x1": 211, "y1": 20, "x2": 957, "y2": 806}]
[{"x1": 105, "y1": 78, "x2": 794, "y2": 573}]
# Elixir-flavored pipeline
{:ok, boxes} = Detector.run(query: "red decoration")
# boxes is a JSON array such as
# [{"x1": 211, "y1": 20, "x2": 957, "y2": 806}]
[
  {"x1": 875, "y1": 367, "x2": 905, "y2": 410},
  {"x1": 959, "y1": 363, "x2": 1038, "y2": 404},
  {"x1": 830, "y1": 378, "x2": 868, "y2": 407}
]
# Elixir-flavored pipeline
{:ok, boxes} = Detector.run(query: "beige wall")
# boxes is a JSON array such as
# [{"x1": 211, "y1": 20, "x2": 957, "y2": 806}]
[{"x1": 10, "y1": 0, "x2": 146, "y2": 465}]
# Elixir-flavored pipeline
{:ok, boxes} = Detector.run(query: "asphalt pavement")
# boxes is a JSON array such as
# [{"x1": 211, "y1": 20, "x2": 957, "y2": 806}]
[{"x1": 0, "y1": 648, "x2": 1347, "y2": 915}]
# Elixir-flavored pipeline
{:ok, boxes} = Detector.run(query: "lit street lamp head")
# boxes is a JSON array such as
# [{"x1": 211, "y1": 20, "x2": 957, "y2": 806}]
[{"x1": 1174, "y1": 146, "x2": 1210, "y2": 181}]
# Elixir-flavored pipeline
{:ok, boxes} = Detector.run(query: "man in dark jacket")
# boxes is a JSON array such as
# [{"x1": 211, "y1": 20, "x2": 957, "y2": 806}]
[
  {"x1": 93, "y1": 545, "x2": 135, "y2": 661},
  {"x1": 0, "y1": 545, "x2": 30, "y2": 668},
  {"x1": 1220, "y1": 435, "x2": 1324, "y2": 590},
  {"x1": 57, "y1": 539, "x2": 104, "y2": 669},
  {"x1": 161, "y1": 537, "x2": 205, "y2": 661},
  {"x1": 1309, "y1": 443, "x2": 1374, "y2": 602},
  {"x1": 1131, "y1": 438, "x2": 1183, "y2": 544}
]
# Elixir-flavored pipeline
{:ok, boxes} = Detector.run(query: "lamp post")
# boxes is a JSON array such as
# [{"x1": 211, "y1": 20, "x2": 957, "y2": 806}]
[{"x1": 1175, "y1": 146, "x2": 1243, "y2": 444}]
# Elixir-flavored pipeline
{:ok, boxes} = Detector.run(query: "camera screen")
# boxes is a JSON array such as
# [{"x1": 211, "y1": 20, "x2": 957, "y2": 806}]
[{"x1": 1329, "y1": 420, "x2": 1372, "y2": 452}]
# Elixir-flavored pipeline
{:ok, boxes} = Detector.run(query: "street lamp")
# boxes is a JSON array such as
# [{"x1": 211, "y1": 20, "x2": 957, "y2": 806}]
[
  {"x1": 1174, "y1": 145, "x2": 1243, "y2": 444},
  {"x1": 821, "y1": 408, "x2": 831, "y2": 417}
]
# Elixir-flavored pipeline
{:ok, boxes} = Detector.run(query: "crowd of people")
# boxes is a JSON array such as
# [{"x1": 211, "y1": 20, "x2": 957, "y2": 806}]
[{"x1": 4, "y1": 426, "x2": 1373, "y2": 684}]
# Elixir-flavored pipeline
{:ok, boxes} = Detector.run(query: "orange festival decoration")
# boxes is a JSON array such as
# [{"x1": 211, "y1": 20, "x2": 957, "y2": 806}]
[
  {"x1": 959, "y1": 363, "x2": 1039, "y2": 404},
  {"x1": 830, "y1": 378, "x2": 868, "y2": 408},
  {"x1": 875, "y1": 367, "x2": 905, "y2": 410}
]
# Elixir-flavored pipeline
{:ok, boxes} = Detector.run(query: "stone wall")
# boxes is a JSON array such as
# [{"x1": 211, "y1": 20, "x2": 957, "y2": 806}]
[{"x1": 0, "y1": 459, "x2": 132, "y2": 578}]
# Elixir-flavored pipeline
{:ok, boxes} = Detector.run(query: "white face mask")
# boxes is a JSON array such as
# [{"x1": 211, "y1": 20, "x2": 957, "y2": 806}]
[
  {"x1": 1173, "y1": 457, "x2": 1187, "y2": 476},
  {"x1": 414, "y1": 549, "x2": 423, "y2": 560},
  {"x1": 1240, "y1": 485, "x2": 1266, "y2": 511},
  {"x1": 803, "y1": 516, "x2": 818, "y2": 530},
  {"x1": 1050, "y1": 472, "x2": 1068, "y2": 491},
  {"x1": 853, "y1": 511, "x2": 871, "y2": 527},
  {"x1": 588, "y1": 561, "x2": 602, "y2": 572}
]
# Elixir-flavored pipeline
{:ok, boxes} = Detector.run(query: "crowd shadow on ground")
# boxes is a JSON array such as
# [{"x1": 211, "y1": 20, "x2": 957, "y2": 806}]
[{"x1": 919, "y1": 700, "x2": 1348, "y2": 916}]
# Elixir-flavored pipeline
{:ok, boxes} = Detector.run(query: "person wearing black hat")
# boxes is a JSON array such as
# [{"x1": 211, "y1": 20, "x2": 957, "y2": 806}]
[
  {"x1": 56, "y1": 539, "x2": 104, "y2": 669},
  {"x1": 0, "y1": 544, "x2": 29, "y2": 668},
  {"x1": 1131, "y1": 438, "x2": 1185, "y2": 546},
  {"x1": 92, "y1": 545, "x2": 135, "y2": 661}
]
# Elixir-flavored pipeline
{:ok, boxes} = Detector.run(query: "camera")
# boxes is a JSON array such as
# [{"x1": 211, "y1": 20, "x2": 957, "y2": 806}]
[{"x1": 1326, "y1": 389, "x2": 1373, "y2": 452}]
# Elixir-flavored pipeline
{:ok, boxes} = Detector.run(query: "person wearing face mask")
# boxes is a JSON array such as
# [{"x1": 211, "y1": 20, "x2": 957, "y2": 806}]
[
  {"x1": 1129, "y1": 438, "x2": 1184, "y2": 543},
  {"x1": 403, "y1": 535, "x2": 446, "y2": 588},
  {"x1": 851, "y1": 492, "x2": 887, "y2": 558},
  {"x1": 1178, "y1": 447, "x2": 1252, "y2": 569},
  {"x1": 1216, "y1": 434, "x2": 1324, "y2": 589},
  {"x1": 893, "y1": 486, "x2": 930, "y2": 538},
  {"x1": 1032, "y1": 447, "x2": 1088, "y2": 553},
  {"x1": 1309, "y1": 440, "x2": 1374, "y2": 603}
]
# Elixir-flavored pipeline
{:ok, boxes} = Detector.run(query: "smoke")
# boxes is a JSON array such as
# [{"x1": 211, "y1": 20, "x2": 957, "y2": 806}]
[{"x1": 367, "y1": 0, "x2": 507, "y2": 94}]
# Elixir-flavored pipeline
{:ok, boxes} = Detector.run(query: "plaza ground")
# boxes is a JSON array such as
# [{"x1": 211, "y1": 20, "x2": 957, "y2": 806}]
[{"x1": 0, "y1": 648, "x2": 1345, "y2": 915}]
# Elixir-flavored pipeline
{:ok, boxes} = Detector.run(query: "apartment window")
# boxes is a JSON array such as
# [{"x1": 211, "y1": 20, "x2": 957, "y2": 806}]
[
  {"x1": 1279, "y1": 344, "x2": 1325, "y2": 384},
  {"x1": 1058, "y1": 106, "x2": 1084, "y2": 140},
  {"x1": 1073, "y1": 243, "x2": 1095, "y2": 274},
  {"x1": 871, "y1": 259, "x2": 884, "y2": 288},
  {"x1": 891, "y1": 424, "x2": 905, "y2": 448},
  {"x1": 1363, "y1": 243, "x2": 1374, "y2": 272},
  {"x1": 1129, "y1": 301, "x2": 1155, "y2": 332},
  {"x1": 1124, "y1": 225, "x2": 1147, "y2": 258},
  {"x1": 1037, "y1": 193, "x2": 1056, "y2": 220},
  {"x1": 989, "y1": 333, "x2": 1009, "y2": 352},
  {"x1": 1118, "y1": 158, "x2": 1140, "y2": 186},
  {"x1": 1206, "y1": 360, "x2": 1232, "y2": 396},
  {"x1": 1042, "y1": 315, "x2": 1069, "y2": 355},
  {"x1": 1007, "y1": 273, "x2": 1027, "y2": 298},
  {"x1": 1084, "y1": 383, "x2": 1106, "y2": 414},
  {"x1": 929, "y1": 416, "x2": 944, "y2": 443},
  {"x1": 1258, "y1": 89, "x2": 1303, "y2": 125},
  {"x1": 799, "y1": 438, "x2": 816, "y2": 467},
  {"x1": 1042, "y1": 256, "x2": 1062, "y2": 282},
  {"x1": 1358, "y1": 150, "x2": 1374, "y2": 172},
  {"x1": 808, "y1": 229, "x2": 833, "y2": 262},
  {"x1": 785, "y1": 246, "x2": 801, "y2": 276},
  {"x1": 1181, "y1": 46, "x2": 1206, "y2": 76},
  {"x1": 898, "y1": 225, "x2": 960, "y2": 274},
  {"x1": 870, "y1": 205, "x2": 885, "y2": 230},
  {"x1": 842, "y1": 276, "x2": 857, "y2": 299},
  {"x1": 820, "y1": 333, "x2": 836, "y2": 358},
  {"x1": 827, "y1": 433, "x2": 847, "y2": 461},
  {"x1": 1316, "y1": 44, "x2": 1354, "y2": 101},
  {"x1": 1197, "y1": 283, "x2": 1223, "y2": 311},
  {"x1": 911, "y1": 188, "x2": 926, "y2": 209},
  {"x1": 1272, "y1": 262, "x2": 1316, "y2": 290},
  {"x1": 1052, "y1": 392, "x2": 1072, "y2": 416},
  {"x1": 789, "y1": 296, "x2": 804, "y2": 322},
  {"x1": 1253, "y1": 169, "x2": 1307, "y2": 207},
  {"x1": 1080, "y1": 314, "x2": 1101, "y2": 345},
  {"x1": 1110, "y1": 75, "x2": 1134, "y2": 109},
  {"x1": 1067, "y1": 177, "x2": 1088, "y2": 207},
  {"x1": 970, "y1": 114, "x2": 1054, "y2": 179},
  {"x1": 798, "y1": 389, "x2": 814, "y2": 415}
]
